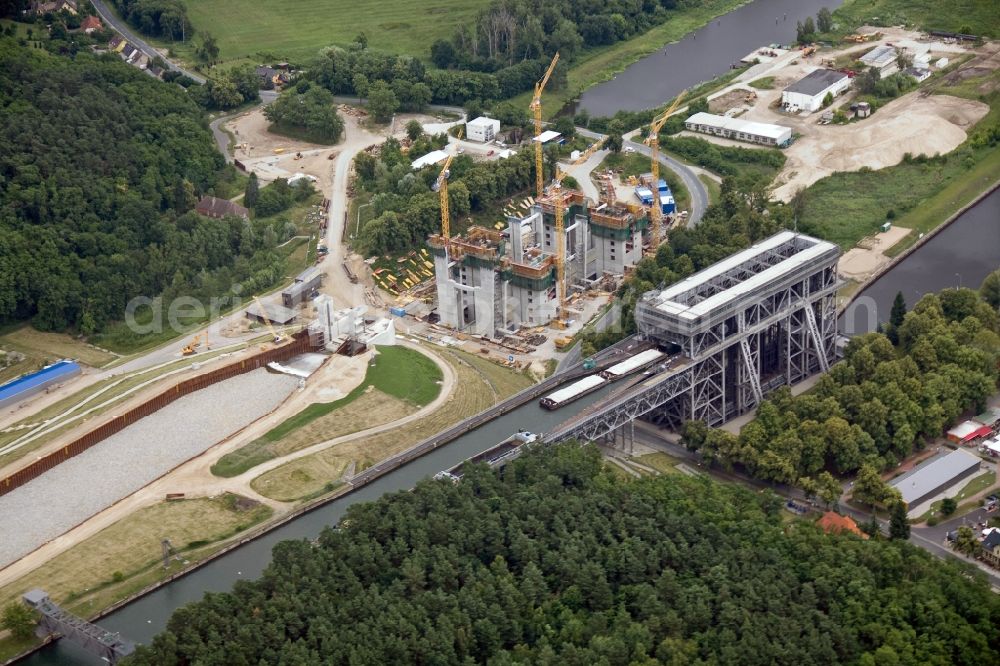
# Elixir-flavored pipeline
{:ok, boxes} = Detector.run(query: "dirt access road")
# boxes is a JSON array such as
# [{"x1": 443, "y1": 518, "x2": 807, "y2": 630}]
[{"x1": 0, "y1": 338, "x2": 456, "y2": 588}]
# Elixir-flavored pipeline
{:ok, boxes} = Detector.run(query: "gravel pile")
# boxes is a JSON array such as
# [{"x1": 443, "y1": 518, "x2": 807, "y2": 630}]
[{"x1": 0, "y1": 369, "x2": 300, "y2": 568}]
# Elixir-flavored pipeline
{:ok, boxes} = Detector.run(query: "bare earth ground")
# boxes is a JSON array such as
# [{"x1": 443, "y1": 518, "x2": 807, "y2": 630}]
[
  {"x1": 682, "y1": 28, "x2": 990, "y2": 202},
  {"x1": 0, "y1": 340, "x2": 450, "y2": 588},
  {"x1": 838, "y1": 225, "x2": 912, "y2": 282}
]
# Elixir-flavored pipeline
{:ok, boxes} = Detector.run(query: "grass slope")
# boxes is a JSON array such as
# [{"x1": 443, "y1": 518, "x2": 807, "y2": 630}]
[
  {"x1": 212, "y1": 345, "x2": 442, "y2": 477},
  {"x1": 182, "y1": 0, "x2": 490, "y2": 63},
  {"x1": 832, "y1": 0, "x2": 1000, "y2": 38},
  {"x1": 799, "y1": 86, "x2": 1000, "y2": 250}
]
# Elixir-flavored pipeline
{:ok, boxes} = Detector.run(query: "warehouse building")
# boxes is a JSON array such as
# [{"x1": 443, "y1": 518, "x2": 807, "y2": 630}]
[
  {"x1": 430, "y1": 188, "x2": 649, "y2": 335},
  {"x1": 0, "y1": 360, "x2": 81, "y2": 411},
  {"x1": 684, "y1": 112, "x2": 792, "y2": 147},
  {"x1": 465, "y1": 116, "x2": 500, "y2": 143},
  {"x1": 281, "y1": 266, "x2": 324, "y2": 308},
  {"x1": 781, "y1": 69, "x2": 850, "y2": 112},
  {"x1": 860, "y1": 44, "x2": 899, "y2": 79},
  {"x1": 891, "y1": 449, "x2": 983, "y2": 515}
]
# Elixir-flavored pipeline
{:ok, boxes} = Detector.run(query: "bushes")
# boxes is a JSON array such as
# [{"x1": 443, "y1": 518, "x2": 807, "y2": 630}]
[
  {"x1": 253, "y1": 179, "x2": 315, "y2": 218},
  {"x1": 264, "y1": 87, "x2": 344, "y2": 143},
  {"x1": 660, "y1": 135, "x2": 786, "y2": 185}
]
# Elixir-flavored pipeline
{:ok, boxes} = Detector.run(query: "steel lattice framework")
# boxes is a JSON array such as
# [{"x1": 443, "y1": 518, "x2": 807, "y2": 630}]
[
  {"x1": 548, "y1": 232, "x2": 840, "y2": 444},
  {"x1": 22, "y1": 589, "x2": 135, "y2": 664}
]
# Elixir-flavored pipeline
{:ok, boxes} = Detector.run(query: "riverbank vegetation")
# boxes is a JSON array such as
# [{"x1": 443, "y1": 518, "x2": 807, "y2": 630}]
[
  {"x1": 797, "y1": 87, "x2": 1000, "y2": 250},
  {"x1": 0, "y1": 494, "x2": 272, "y2": 661},
  {"x1": 685, "y1": 287, "x2": 1000, "y2": 487},
  {"x1": 131, "y1": 443, "x2": 1000, "y2": 665},
  {"x1": 248, "y1": 348, "x2": 531, "y2": 502},
  {"x1": 829, "y1": 0, "x2": 1000, "y2": 39}
]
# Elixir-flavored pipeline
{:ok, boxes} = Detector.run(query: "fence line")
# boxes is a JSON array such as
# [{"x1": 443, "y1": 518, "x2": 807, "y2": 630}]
[{"x1": 0, "y1": 333, "x2": 314, "y2": 497}]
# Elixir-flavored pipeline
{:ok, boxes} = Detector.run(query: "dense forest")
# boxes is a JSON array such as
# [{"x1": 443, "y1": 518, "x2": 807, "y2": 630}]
[
  {"x1": 354, "y1": 132, "x2": 534, "y2": 255},
  {"x1": 300, "y1": 0, "x2": 712, "y2": 109},
  {"x1": 110, "y1": 0, "x2": 191, "y2": 41},
  {"x1": 129, "y1": 443, "x2": 1000, "y2": 665},
  {"x1": 683, "y1": 287, "x2": 1000, "y2": 485},
  {"x1": 0, "y1": 38, "x2": 287, "y2": 332}
]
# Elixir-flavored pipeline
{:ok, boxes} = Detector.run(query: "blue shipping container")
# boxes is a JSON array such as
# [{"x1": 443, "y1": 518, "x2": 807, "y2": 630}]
[{"x1": 389, "y1": 307, "x2": 407, "y2": 317}]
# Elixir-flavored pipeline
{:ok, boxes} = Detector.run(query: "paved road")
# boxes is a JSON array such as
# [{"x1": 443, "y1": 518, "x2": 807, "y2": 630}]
[
  {"x1": 208, "y1": 92, "x2": 278, "y2": 164},
  {"x1": 576, "y1": 127, "x2": 709, "y2": 226},
  {"x1": 91, "y1": 0, "x2": 206, "y2": 84}
]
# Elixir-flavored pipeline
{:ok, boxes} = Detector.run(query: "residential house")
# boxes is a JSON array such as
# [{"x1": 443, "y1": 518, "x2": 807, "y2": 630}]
[
  {"x1": 981, "y1": 529, "x2": 1000, "y2": 568},
  {"x1": 195, "y1": 196, "x2": 249, "y2": 220},
  {"x1": 147, "y1": 65, "x2": 164, "y2": 79},
  {"x1": 30, "y1": 0, "x2": 77, "y2": 14},
  {"x1": 80, "y1": 15, "x2": 101, "y2": 33},
  {"x1": 108, "y1": 35, "x2": 126, "y2": 53},
  {"x1": 817, "y1": 511, "x2": 868, "y2": 539},
  {"x1": 121, "y1": 43, "x2": 140, "y2": 64},
  {"x1": 255, "y1": 66, "x2": 290, "y2": 89}
]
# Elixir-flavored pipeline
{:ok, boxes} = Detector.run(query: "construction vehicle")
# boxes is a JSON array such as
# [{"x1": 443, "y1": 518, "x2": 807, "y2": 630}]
[
  {"x1": 644, "y1": 90, "x2": 686, "y2": 251},
  {"x1": 181, "y1": 331, "x2": 207, "y2": 356},
  {"x1": 252, "y1": 296, "x2": 284, "y2": 344},
  {"x1": 554, "y1": 336, "x2": 573, "y2": 350},
  {"x1": 530, "y1": 52, "x2": 560, "y2": 199}
]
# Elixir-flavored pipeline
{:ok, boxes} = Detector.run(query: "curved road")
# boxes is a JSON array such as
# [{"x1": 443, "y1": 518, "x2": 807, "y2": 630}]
[
  {"x1": 576, "y1": 127, "x2": 709, "y2": 226},
  {"x1": 91, "y1": 0, "x2": 206, "y2": 84}
]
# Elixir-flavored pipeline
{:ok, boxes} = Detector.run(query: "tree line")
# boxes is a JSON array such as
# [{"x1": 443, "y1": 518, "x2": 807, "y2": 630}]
[
  {"x1": 127, "y1": 442, "x2": 1000, "y2": 665},
  {"x1": 353, "y1": 133, "x2": 535, "y2": 255},
  {"x1": 683, "y1": 286, "x2": 1000, "y2": 488},
  {"x1": 0, "y1": 38, "x2": 289, "y2": 334},
  {"x1": 110, "y1": 0, "x2": 191, "y2": 41}
]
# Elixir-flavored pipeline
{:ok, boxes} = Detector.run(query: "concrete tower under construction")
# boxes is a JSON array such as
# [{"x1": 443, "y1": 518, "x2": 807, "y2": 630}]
[{"x1": 429, "y1": 188, "x2": 650, "y2": 336}]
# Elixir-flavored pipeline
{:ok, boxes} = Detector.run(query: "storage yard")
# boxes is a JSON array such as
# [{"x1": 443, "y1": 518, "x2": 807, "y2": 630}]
[
  {"x1": 677, "y1": 27, "x2": 993, "y2": 201},
  {"x1": 0, "y1": 369, "x2": 299, "y2": 569}
]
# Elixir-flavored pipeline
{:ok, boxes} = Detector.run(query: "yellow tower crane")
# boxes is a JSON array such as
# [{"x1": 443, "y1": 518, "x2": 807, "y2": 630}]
[
  {"x1": 252, "y1": 296, "x2": 284, "y2": 344},
  {"x1": 433, "y1": 128, "x2": 462, "y2": 254},
  {"x1": 551, "y1": 167, "x2": 568, "y2": 323},
  {"x1": 645, "y1": 90, "x2": 686, "y2": 250},
  {"x1": 530, "y1": 52, "x2": 560, "y2": 199}
]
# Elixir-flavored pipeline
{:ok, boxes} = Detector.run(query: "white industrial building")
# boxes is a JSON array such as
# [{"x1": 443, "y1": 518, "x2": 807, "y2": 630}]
[
  {"x1": 411, "y1": 149, "x2": 450, "y2": 170},
  {"x1": 466, "y1": 116, "x2": 500, "y2": 143},
  {"x1": 860, "y1": 44, "x2": 899, "y2": 78},
  {"x1": 429, "y1": 189, "x2": 650, "y2": 336},
  {"x1": 684, "y1": 112, "x2": 792, "y2": 147},
  {"x1": 781, "y1": 69, "x2": 851, "y2": 112},
  {"x1": 891, "y1": 449, "x2": 983, "y2": 516}
]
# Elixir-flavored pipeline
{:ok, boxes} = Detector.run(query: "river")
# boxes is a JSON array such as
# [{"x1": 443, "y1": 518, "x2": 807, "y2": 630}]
[
  {"x1": 577, "y1": 0, "x2": 844, "y2": 117},
  {"x1": 21, "y1": 383, "x2": 621, "y2": 665},
  {"x1": 841, "y1": 187, "x2": 1000, "y2": 334}
]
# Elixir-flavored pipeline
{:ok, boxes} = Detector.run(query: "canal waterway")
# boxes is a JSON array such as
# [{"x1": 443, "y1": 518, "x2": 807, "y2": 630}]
[
  {"x1": 22, "y1": 383, "x2": 621, "y2": 665},
  {"x1": 841, "y1": 187, "x2": 1000, "y2": 334},
  {"x1": 576, "y1": 0, "x2": 843, "y2": 117}
]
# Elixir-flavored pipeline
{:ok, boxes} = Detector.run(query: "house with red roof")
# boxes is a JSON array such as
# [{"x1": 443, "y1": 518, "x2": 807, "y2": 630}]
[{"x1": 817, "y1": 511, "x2": 868, "y2": 539}]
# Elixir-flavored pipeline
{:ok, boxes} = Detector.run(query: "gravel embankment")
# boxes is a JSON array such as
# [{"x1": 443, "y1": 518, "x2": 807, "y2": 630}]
[{"x1": 0, "y1": 370, "x2": 300, "y2": 568}]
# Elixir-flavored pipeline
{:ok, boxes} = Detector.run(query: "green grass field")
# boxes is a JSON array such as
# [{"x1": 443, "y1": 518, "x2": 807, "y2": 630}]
[
  {"x1": 831, "y1": 0, "x2": 1000, "y2": 39},
  {"x1": 182, "y1": 0, "x2": 490, "y2": 63},
  {"x1": 212, "y1": 345, "x2": 442, "y2": 477}
]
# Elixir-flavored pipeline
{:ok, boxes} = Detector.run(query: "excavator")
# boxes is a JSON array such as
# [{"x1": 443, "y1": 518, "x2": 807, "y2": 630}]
[{"x1": 181, "y1": 331, "x2": 208, "y2": 356}]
